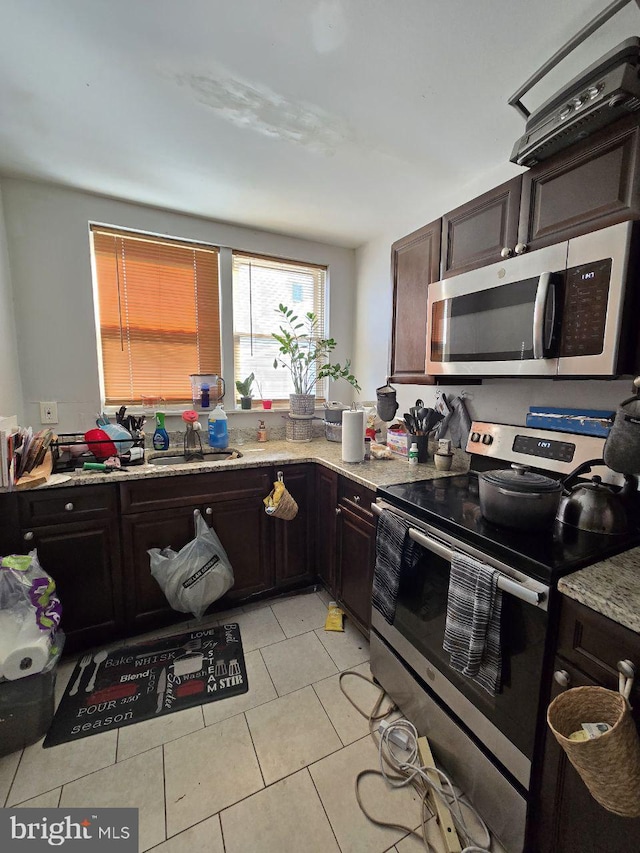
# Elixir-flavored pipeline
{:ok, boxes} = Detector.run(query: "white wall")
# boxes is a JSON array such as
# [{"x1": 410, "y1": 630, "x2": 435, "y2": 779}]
[
  {"x1": 1, "y1": 179, "x2": 356, "y2": 433},
  {"x1": 0, "y1": 185, "x2": 23, "y2": 421},
  {"x1": 352, "y1": 162, "x2": 636, "y2": 429}
]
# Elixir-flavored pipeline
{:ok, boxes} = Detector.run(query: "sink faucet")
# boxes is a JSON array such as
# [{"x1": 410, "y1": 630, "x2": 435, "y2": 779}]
[{"x1": 182, "y1": 411, "x2": 204, "y2": 462}]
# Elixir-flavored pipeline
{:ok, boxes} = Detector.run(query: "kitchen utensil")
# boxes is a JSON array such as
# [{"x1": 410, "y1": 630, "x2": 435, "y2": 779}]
[
  {"x1": 403, "y1": 413, "x2": 416, "y2": 434},
  {"x1": 69, "y1": 654, "x2": 92, "y2": 697},
  {"x1": 556, "y1": 459, "x2": 628, "y2": 535},
  {"x1": 410, "y1": 399, "x2": 424, "y2": 419},
  {"x1": 85, "y1": 649, "x2": 108, "y2": 692},
  {"x1": 479, "y1": 463, "x2": 563, "y2": 530},
  {"x1": 156, "y1": 667, "x2": 167, "y2": 713},
  {"x1": 134, "y1": 637, "x2": 202, "y2": 661}
]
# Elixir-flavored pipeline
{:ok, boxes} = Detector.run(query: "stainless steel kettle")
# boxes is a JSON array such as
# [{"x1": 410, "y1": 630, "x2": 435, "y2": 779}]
[{"x1": 556, "y1": 458, "x2": 628, "y2": 535}]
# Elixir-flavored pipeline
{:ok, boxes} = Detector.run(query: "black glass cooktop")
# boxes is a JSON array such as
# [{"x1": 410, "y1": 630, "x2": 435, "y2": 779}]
[{"x1": 378, "y1": 473, "x2": 640, "y2": 584}]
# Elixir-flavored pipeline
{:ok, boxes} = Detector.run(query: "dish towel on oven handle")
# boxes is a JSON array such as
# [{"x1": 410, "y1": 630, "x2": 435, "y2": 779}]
[
  {"x1": 372, "y1": 511, "x2": 421, "y2": 624},
  {"x1": 443, "y1": 552, "x2": 503, "y2": 695}
]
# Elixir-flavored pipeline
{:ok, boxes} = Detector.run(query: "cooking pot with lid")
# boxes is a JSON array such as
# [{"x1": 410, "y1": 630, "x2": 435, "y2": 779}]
[
  {"x1": 479, "y1": 463, "x2": 563, "y2": 530},
  {"x1": 556, "y1": 458, "x2": 628, "y2": 535}
]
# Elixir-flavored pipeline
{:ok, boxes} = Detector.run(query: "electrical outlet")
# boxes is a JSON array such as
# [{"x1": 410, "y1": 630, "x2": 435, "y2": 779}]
[{"x1": 40, "y1": 401, "x2": 59, "y2": 424}]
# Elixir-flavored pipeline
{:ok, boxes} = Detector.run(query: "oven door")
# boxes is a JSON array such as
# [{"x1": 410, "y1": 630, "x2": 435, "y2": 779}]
[
  {"x1": 426, "y1": 241, "x2": 567, "y2": 376},
  {"x1": 371, "y1": 502, "x2": 550, "y2": 790}
]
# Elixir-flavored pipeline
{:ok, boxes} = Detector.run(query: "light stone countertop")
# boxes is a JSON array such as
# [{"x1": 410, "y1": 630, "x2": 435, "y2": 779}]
[
  {"x1": 558, "y1": 548, "x2": 640, "y2": 634},
  {"x1": 42, "y1": 437, "x2": 469, "y2": 492}
]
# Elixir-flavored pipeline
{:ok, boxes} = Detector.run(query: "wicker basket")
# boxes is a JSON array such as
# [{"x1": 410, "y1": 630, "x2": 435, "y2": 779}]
[
  {"x1": 285, "y1": 416, "x2": 313, "y2": 442},
  {"x1": 547, "y1": 686, "x2": 640, "y2": 817},
  {"x1": 289, "y1": 394, "x2": 316, "y2": 418},
  {"x1": 264, "y1": 472, "x2": 299, "y2": 521}
]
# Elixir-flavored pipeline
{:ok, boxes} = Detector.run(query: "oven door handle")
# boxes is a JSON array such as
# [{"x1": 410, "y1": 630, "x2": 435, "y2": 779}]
[
  {"x1": 371, "y1": 504, "x2": 545, "y2": 607},
  {"x1": 407, "y1": 527, "x2": 545, "y2": 607}
]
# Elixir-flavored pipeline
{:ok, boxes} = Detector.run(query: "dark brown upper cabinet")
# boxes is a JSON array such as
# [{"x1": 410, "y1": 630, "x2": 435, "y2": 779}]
[
  {"x1": 441, "y1": 176, "x2": 522, "y2": 278},
  {"x1": 520, "y1": 114, "x2": 640, "y2": 251},
  {"x1": 389, "y1": 218, "x2": 441, "y2": 385}
]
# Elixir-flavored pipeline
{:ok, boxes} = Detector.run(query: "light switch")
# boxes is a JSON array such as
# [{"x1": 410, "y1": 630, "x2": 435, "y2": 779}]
[{"x1": 40, "y1": 401, "x2": 59, "y2": 424}]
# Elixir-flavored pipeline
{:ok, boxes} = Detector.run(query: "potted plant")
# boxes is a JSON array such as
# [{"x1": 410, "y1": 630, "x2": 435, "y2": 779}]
[
  {"x1": 235, "y1": 373, "x2": 255, "y2": 410},
  {"x1": 272, "y1": 304, "x2": 360, "y2": 418}
]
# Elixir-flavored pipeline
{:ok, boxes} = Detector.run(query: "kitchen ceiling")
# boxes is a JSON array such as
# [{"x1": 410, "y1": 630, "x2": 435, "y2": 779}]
[{"x1": 0, "y1": 0, "x2": 638, "y2": 248}]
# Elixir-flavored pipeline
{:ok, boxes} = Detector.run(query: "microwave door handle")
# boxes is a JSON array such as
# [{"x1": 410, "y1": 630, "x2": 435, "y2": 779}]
[{"x1": 532, "y1": 272, "x2": 552, "y2": 359}]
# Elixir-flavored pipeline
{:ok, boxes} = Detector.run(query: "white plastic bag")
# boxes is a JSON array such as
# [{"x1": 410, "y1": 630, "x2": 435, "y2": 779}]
[{"x1": 147, "y1": 510, "x2": 234, "y2": 619}]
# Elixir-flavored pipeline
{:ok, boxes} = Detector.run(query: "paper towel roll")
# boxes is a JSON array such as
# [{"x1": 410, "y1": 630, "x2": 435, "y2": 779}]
[
  {"x1": 0, "y1": 611, "x2": 21, "y2": 679},
  {"x1": 342, "y1": 409, "x2": 365, "y2": 463},
  {"x1": 1, "y1": 618, "x2": 51, "y2": 681}
]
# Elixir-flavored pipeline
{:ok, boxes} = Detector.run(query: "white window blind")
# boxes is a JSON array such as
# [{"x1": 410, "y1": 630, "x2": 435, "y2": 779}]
[{"x1": 232, "y1": 253, "x2": 328, "y2": 403}]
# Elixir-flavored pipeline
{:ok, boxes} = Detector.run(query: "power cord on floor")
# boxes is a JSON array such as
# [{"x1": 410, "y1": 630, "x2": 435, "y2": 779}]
[{"x1": 338, "y1": 671, "x2": 492, "y2": 853}]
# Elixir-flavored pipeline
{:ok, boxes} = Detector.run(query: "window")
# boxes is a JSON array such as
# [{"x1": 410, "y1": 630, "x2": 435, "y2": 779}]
[
  {"x1": 232, "y1": 253, "x2": 327, "y2": 402},
  {"x1": 91, "y1": 227, "x2": 220, "y2": 405}
]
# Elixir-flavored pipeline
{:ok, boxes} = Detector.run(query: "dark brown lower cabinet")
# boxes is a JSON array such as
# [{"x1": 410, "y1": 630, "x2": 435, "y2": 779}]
[
  {"x1": 273, "y1": 464, "x2": 314, "y2": 588},
  {"x1": 335, "y1": 479, "x2": 377, "y2": 636},
  {"x1": 16, "y1": 485, "x2": 124, "y2": 654},
  {"x1": 315, "y1": 466, "x2": 338, "y2": 592},
  {"x1": 336, "y1": 503, "x2": 376, "y2": 635},
  {"x1": 531, "y1": 598, "x2": 640, "y2": 853}
]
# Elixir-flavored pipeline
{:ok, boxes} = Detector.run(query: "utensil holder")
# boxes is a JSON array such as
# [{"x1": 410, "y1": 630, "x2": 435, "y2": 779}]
[
  {"x1": 406, "y1": 434, "x2": 429, "y2": 463},
  {"x1": 547, "y1": 682, "x2": 640, "y2": 817}
]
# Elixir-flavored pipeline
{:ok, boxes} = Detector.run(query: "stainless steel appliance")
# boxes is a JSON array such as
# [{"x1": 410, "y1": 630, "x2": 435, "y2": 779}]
[
  {"x1": 371, "y1": 421, "x2": 640, "y2": 852},
  {"x1": 426, "y1": 222, "x2": 638, "y2": 378}
]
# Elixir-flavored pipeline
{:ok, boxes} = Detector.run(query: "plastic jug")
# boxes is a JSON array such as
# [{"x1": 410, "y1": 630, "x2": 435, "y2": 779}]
[{"x1": 208, "y1": 405, "x2": 229, "y2": 449}]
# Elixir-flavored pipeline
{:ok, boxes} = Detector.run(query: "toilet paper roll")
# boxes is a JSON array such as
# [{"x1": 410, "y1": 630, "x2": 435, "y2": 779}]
[
  {"x1": 0, "y1": 611, "x2": 21, "y2": 679},
  {"x1": 1, "y1": 618, "x2": 51, "y2": 681},
  {"x1": 342, "y1": 409, "x2": 365, "y2": 463}
]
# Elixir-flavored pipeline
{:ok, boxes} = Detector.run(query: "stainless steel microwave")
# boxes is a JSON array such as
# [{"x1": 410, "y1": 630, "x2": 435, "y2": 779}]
[{"x1": 426, "y1": 221, "x2": 638, "y2": 378}]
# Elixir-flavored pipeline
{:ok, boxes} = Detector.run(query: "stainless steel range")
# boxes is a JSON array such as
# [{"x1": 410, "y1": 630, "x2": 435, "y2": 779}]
[{"x1": 370, "y1": 421, "x2": 640, "y2": 853}]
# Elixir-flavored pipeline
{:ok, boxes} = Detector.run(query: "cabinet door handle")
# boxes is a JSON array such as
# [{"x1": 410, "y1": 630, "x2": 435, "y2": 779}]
[
  {"x1": 205, "y1": 507, "x2": 213, "y2": 516},
  {"x1": 65, "y1": 502, "x2": 74, "y2": 512},
  {"x1": 500, "y1": 247, "x2": 513, "y2": 259},
  {"x1": 23, "y1": 531, "x2": 34, "y2": 541},
  {"x1": 554, "y1": 670, "x2": 571, "y2": 689},
  {"x1": 335, "y1": 507, "x2": 342, "y2": 516},
  {"x1": 353, "y1": 495, "x2": 361, "y2": 503},
  {"x1": 514, "y1": 242, "x2": 528, "y2": 255}
]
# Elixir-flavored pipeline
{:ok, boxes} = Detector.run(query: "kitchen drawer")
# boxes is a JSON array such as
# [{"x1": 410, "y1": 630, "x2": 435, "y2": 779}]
[
  {"x1": 556, "y1": 597, "x2": 640, "y2": 691},
  {"x1": 120, "y1": 468, "x2": 272, "y2": 513},
  {"x1": 338, "y1": 477, "x2": 375, "y2": 519},
  {"x1": 18, "y1": 484, "x2": 117, "y2": 526}
]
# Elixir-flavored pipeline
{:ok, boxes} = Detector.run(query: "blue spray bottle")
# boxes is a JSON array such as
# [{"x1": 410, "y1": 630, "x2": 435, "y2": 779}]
[{"x1": 152, "y1": 412, "x2": 170, "y2": 451}]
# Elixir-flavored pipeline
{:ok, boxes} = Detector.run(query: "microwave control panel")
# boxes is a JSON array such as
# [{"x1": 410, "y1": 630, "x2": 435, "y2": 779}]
[{"x1": 560, "y1": 258, "x2": 611, "y2": 357}]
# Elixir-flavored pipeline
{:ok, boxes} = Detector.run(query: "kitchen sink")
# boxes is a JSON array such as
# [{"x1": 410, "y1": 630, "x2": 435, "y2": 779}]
[{"x1": 148, "y1": 449, "x2": 243, "y2": 466}]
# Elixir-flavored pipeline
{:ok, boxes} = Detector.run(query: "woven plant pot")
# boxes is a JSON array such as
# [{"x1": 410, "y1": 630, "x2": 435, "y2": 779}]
[
  {"x1": 285, "y1": 416, "x2": 313, "y2": 443},
  {"x1": 289, "y1": 394, "x2": 315, "y2": 418},
  {"x1": 547, "y1": 686, "x2": 640, "y2": 817}
]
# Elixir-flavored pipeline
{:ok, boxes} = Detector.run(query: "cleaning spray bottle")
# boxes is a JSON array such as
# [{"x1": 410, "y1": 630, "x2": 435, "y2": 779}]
[
  {"x1": 152, "y1": 412, "x2": 170, "y2": 451},
  {"x1": 208, "y1": 404, "x2": 229, "y2": 449}
]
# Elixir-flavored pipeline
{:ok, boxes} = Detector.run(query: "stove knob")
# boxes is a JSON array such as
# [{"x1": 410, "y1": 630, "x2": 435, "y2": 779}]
[
  {"x1": 572, "y1": 94, "x2": 587, "y2": 109},
  {"x1": 559, "y1": 105, "x2": 573, "y2": 120},
  {"x1": 588, "y1": 83, "x2": 603, "y2": 99},
  {"x1": 481, "y1": 434, "x2": 493, "y2": 445},
  {"x1": 470, "y1": 432, "x2": 481, "y2": 443}
]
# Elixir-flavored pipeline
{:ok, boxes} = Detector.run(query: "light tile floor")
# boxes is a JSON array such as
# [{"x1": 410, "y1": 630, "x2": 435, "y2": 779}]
[{"x1": 0, "y1": 590, "x2": 505, "y2": 852}]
